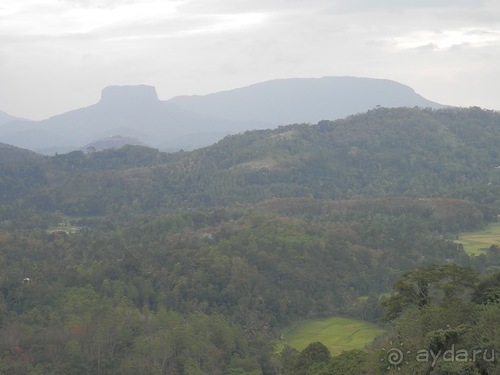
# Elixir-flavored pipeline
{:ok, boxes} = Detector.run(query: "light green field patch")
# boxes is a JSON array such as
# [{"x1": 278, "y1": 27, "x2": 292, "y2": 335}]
[
  {"x1": 47, "y1": 219, "x2": 81, "y2": 235},
  {"x1": 457, "y1": 222, "x2": 500, "y2": 256},
  {"x1": 281, "y1": 317, "x2": 384, "y2": 355},
  {"x1": 232, "y1": 159, "x2": 278, "y2": 170},
  {"x1": 270, "y1": 130, "x2": 298, "y2": 141}
]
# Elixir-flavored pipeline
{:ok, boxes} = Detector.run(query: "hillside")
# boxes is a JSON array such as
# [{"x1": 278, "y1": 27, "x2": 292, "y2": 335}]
[
  {"x1": 3, "y1": 106, "x2": 495, "y2": 217},
  {"x1": 0, "y1": 143, "x2": 47, "y2": 202},
  {"x1": 1, "y1": 198, "x2": 494, "y2": 374},
  {"x1": 1, "y1": 107, "x2": 500, "y2": 374},
  {"x1": 0, "y1": 77, "x2": 445, "y2": 154},
  {"x1": 186, "y1": 106, "x2": 499, "y2": 204},
  {"x1": 81, "y1": 135, "x2": 148, "y2": 152}
]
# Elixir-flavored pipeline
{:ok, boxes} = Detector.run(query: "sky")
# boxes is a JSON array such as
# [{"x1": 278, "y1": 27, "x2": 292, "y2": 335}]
[{"x1": 1, "y1": 0, "x2": 499, "y2": 120}]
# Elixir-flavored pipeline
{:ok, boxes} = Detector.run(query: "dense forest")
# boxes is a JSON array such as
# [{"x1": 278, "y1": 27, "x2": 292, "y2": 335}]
[
  {"x1": 283, "y1": 263, "x2": 500, "y2": 375},
  {"x1": 1, "y1": 107, "x2": 500, "y2": 216},
  {"x1": 0, "y1": 107, "x2": 499, "y2": 374}
]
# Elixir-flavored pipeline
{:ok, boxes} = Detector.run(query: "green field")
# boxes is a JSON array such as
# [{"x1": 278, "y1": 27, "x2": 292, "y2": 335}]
[
  {"x1": 281, "y1": 317, "x2": 384, "y2": 355},
  {"x1": 457, "y1": 222, "x2": 500, "y2": 256},
  {"x1": 46, "y1": 218, "x2": 81, "y2": 235}
]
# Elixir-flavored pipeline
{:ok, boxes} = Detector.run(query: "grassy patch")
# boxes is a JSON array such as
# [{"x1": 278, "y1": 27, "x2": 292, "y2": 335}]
[
  {"x1": 456, "y1": 222, "x2": 500, "y2": 256},
  {"x1": 46, "y1": 218, "x2": 81, "y2": 235},
  {"x1": 280, "y1": 317, "x2": 384, "y2": 355},
  {"x1": 232, "y1": 159, "x2": 279, "y2": 170}
]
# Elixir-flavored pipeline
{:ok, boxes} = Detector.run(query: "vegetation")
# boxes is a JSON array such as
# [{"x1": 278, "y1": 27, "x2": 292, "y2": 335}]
[
  {"x1": 1, "y1": 107, "x2": 500, "y2": 217},
  {"x1": 456, "y1": 222, "x2": 500, "y2": 256},
  {"x1": 283, "y1": 264, "x2": 500, "y2": 375},
  {"x1": 0, "y1": 107, "x2": 499, "y2": 374},
  {"x1": 282, "y1": 317, "x2": 384, "y2": 355},
  {"x1": 0, "y1": 199, "x2": 498, "y2": 374}
]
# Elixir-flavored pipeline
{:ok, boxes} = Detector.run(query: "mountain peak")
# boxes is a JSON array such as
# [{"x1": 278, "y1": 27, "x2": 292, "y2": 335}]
[
  {"x1": 0, "y1": 77, "x2": 447, "y2": 154},
  {"x1": 99, "y1": 85, "x2": 159, "y2": 106}
]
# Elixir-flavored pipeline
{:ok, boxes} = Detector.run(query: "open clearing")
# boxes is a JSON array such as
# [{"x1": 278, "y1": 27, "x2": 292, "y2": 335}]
[
  {"x1": 281, "y1": 317, "x2": 384, "y2": 355},
  {"x1": 46, "y1": 218, "x2": 81, "y2": 235},
  {"x1": 457, "y1": 222, "x2": 500, "y2": 256}
]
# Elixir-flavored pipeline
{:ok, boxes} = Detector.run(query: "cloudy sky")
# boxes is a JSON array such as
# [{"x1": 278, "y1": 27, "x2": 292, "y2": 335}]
[{"x1": 1, "y1": 0, "x2": 499, "y2": 120}]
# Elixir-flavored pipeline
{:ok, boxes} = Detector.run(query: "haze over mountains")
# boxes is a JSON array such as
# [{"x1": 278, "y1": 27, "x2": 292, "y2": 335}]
[
  {"x1": 0, "y1": 76, "x2": 445, "y2": 154},
  {"x1": 0, "y1": 111, "x2": 23, "y2": 127}
]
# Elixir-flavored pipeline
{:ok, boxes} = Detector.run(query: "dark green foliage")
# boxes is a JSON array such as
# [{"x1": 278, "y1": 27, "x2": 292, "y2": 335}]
[
  {"x1": 1, "y1": 107, "x2": 500, "y2": 217},
  {"x1": 0, "y1": 143, "x2": 47, "y2": 202},
  {"x1": 471, "y1": 272, "x2": 500, "y2": 304},
  {"x1": 0, "y1": 204, "x2": 486, "y2": 374},
  {"x1": 290, "y1": 268, "x2": 500, "y2": 375},
  {"x1": 285, "y1": 342, "x2": 331, "y2": 375},
  {"x1": 314, "y1": 349, "x2": 370, "y2": 375},
  {"x1": 383, "y1": 264, "x2": 478, "y2": 320},
  {"x1": 1, "y1": 107, "x2": 500, "y2": 374}
]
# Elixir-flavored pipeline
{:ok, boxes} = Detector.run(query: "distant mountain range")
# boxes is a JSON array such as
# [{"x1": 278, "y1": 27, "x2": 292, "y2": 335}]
[
  {"x1": 82, "y1": 135, "x2": 147, "y2": 152},
  {"x1": 0, "y1": 111, "x2": 24, "y2": 126},
  {"x1": 170, "y1": 76, "x2": 445, "y2": 125},
  {"x1": 0, "y1": 77, "x2": 445, "y2": 154}
]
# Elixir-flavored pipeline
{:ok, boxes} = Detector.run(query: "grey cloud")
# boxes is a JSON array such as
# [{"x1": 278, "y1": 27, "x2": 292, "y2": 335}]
[
  {"x1": 2, "y1": 0, "x2": 500, "y2": 120},
  {"x1": 466, "y1": 29, "x2": 489, "y2": 35},
  {"x1": 328, "y1": 0, "x2": 486, "y2": 13},
  {"x1": 60, "y1": 0, "x2": 137, "y2": 9},
  {"x1": 177, "y1": 0, "x2": 321, "y2": 14},
  {"x1": 415, "y1": 43, "x2": 439, "y2": 51}
]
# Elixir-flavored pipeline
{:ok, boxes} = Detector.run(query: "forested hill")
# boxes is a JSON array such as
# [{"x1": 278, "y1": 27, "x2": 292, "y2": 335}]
[
  {"x1": 2, "y1": 107, "x2": 500, "y2": 375},
  {"x1": 1, "y1": 106, "x2": 500, "y2": 216}
]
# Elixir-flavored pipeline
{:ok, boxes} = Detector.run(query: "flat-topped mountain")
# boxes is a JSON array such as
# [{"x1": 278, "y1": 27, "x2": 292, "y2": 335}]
[
  {"x1": 0, "y1": 85, "x2": 235, "y2": 154},
  {"x1": 99, "y1": 84, "x2": 160, "y2": 107},
  {"x1": 0, "y1": 77, "x2": 446, "y2": 154},
  {"x1": 169, "y1": 76, "x2": 445, "y2": 125}
]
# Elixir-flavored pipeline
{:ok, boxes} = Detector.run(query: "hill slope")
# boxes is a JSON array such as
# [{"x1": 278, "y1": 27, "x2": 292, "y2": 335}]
[
  {"x1": 0, "y1": 143, "x2": 46, "y2": 201},
  {"x1": 177, "y1": 107, "x2": 499, "y2": 207},
  {"x1": 1, "y1": 107, "x2": 500, "y2": 375},
  {"x1": 0, "y1": 107, "x2": 497, "y2": 216}
]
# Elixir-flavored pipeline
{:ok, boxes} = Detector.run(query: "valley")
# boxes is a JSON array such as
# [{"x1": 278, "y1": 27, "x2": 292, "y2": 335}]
[{"x1": 0, "y1": 106, "x2": 499, "y2": 374}]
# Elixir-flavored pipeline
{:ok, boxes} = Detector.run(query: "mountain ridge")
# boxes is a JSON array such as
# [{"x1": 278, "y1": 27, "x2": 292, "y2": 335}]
[
  {"x1": 0, "y1": 76, "x2": 446, "y2": 154},
  {"x1": 0, "y1": 110, "x2": 28, "y2": 126},
  {"x1": 1, "y1": 106, "x2": 498, "y2": 217},
  {"x1": 170, "y1": 76, "x2": 445, "y2": 125}
]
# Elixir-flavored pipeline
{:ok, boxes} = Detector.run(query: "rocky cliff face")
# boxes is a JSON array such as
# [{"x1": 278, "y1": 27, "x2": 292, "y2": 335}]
[{"x1": 99, "y1": 85, "x2": 159, "y2": 107}]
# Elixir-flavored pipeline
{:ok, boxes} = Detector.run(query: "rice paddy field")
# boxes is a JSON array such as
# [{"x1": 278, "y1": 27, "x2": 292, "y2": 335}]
[
  {"x1": 456, "y1": 222, "x2": 500, "y2": 256},
  {"x1": 281, "y1": 317, "x2": 384, "y2": 355}
]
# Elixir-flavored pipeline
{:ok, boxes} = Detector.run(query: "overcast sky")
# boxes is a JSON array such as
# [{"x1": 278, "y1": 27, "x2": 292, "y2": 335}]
[{"x1": 1, "y1": 0, "x2": 499, "y2": 120}]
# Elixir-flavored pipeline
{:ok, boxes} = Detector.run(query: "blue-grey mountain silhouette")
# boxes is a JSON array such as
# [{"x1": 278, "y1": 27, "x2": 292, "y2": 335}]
[{"x1": 0, "y1": 77, "x2": 445, "y2": 154}]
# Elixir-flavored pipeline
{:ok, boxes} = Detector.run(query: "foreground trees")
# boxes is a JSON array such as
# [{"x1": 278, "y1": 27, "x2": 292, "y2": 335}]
[
  {"x1": 284, "y1": 264, "x2": 500, "y2": 375},
  {"x1": 0, "y1": 199, "x2": 498, "y2": 374}
]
